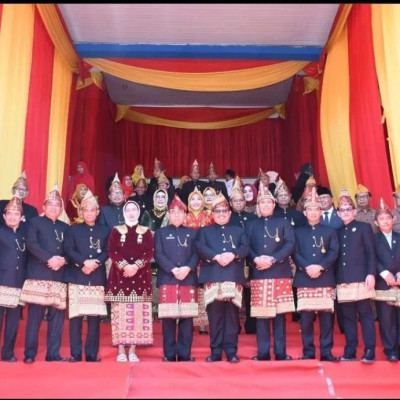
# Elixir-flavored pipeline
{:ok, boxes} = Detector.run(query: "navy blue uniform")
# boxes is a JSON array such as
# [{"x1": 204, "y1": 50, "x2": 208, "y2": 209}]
[
  {"x1": 273, "y1": 206, "x2": 307, "y2": 228},
  {"x1": 246, "y1": 215, "x2": 295, "y2": 359},
  {"x1": 293, "y1": 223, "x2": 339, "y2": 358},
  {"x1": 196, "y1": 223, "x2": 249, "y2": 360},
  {"x1": 64, "y1": 222, "x2": 110, "y2": 361},
  {"x1": 374, "y1": 230, "x2": 400, "y2": 359},
  {"x1": 23, "y1": 216, "x2": 69, "y2": 361},
  {"x1": 98, "y1": 203, "x2": 125, "y2": 228},
  {"x1": 0, "y1": 225, "x2": 27, "y2": 360},
  {"x1": 0, "y1": 200, "x2": 38, "y2": 228},
  {"x1": 180, "y1": 180, "x2": 208, "y2": 205},
  {"x1": 336, "y1": 220, "x2": 377, "y2": 358},
  {"x1": 154, "y1": 225, "x2": 198, "y2": 360}
]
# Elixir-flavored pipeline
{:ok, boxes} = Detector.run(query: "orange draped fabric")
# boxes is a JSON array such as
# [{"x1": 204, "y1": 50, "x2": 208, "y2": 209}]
[{"x1": 347, "y1": 4, "x2": 393, "y2": 208}]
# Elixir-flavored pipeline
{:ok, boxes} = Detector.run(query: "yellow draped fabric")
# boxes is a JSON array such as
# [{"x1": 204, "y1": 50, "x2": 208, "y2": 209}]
[
  {"x1": 36, "y1": 4, "x2": 79, "y2": 74},
  {"x1": 324, "y1": 4, "x2": 353, "y2": 54},
  {"x1": 0, "y1": 4, "x2": 34, "y2": 199},
  {"x1": 303, "y1": 77, "x2": 319, "y2": 94},
  {"x1": 46, "y1": 50, "x2": 72, "y2": 192},
  {"x1": 118, "y1": 107, "x2": 280, "y2": 129},
  {"x1": 371, "y1": 4, "x2": 400, "y2": 187},
  {"x1": 85, "y1": 58, "x2": 309, "y2": 92},
  {"x1": 320, "y1": 23, "x2": 357, "y2": 201}
]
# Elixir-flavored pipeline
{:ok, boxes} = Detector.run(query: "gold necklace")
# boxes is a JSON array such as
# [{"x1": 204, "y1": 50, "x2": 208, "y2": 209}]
[
  {"x1": 54, "y1": 229, "x2": 64, "y2": 243},
  {"x1": 177, "y1": 235, "x2": 188, "y2": 248},
  {"x1": 264, "y1": 226, "x2": 280, "y2": 242},
  {"x1": 89, "y1": 236, "x2": 102, "y2": 254},
  {"x1": 222, "y1": 233, "x2": 236, "y2": 249},
  {"x1": 312, "y1": 235, "x2": 326, "y2": 253},
  {"x1": 15, "y1": 238, "x2": 26, "y2": 252}
]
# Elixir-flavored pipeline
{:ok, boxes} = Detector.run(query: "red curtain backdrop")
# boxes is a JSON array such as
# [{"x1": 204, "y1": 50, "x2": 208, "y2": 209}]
[
  {"x1": 114, "y1": 118, "x2": 284, "y2": 183},
  {"x1": 281, "y1": 76, "x2": 324, "y2": 190},
  {"x1": 63, "y1": 84, "x2": 120, "y2": 206},
  {"x1": 22, "y1": 7, "x2": 54, "y2": 211},
  {"x1": 347, "y1": 4, "x2": 393, "y2": 208}
]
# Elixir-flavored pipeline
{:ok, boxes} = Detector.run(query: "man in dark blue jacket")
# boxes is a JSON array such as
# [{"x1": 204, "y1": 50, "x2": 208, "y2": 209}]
[
  {"x1": 154, "y1": 194, "x2": 199, "y2": 362},
  {"x1": 64, "y1": 189, "x2": 110, "y2": 362}
]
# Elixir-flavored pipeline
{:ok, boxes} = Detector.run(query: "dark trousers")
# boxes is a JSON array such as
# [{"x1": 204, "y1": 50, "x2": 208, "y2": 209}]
[
  {"x1": 243, "y1": 286, "x2": 257, "y2": 333},
  {"x1": 341, "y1": 299, "x2": 376, "y2": 356},
  {"x1": 375, "y1": 300, "x2": 400, "y2": 356},
  {"x1": 300, "y1": 311, "x2": 334, "y2": 357},
  {"x1": 0, "y1": 305, "x2": 22, "y2": 359},
  {"x1": 255, "y1": 313, "x2": 287, "y2": 357},
  {"x1": 69, "y1": 315, "x2": 101, "y2": 360},
  {"x1": 24, "y1": 303, "x2": 65, "y2": 360},
  {"x1": 162, "y1": 317, "x2": 193, "y2": 359},
  {"x1": 207, "y1": 300, "x2": 239, "y2": 358}
]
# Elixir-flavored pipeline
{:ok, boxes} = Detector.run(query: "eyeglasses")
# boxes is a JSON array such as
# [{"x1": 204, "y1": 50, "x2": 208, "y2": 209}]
[
  {"x1": 338, "y1": 207, "x2": 353, "y2": 213},
  {"x1": 213, "y1": 209, "x2": 230, "y2": 214}
]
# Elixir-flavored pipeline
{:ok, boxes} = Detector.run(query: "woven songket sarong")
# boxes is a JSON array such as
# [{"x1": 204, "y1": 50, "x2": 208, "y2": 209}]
[
  {"x1": 20, "y1": 279, "x2": 67, "y2": 310},
  {"x1": 374, "y1": 287, "x2": 400, "y2": 307},
  {"x1": 111, "y1": 302, "x2": 153, "y2": 347},
  {"x1": 158, "y1": 284, "x2": 198, "y2": 318},
  {"x1": 193, "y1": 287, "x2": 208, "y2": 327},
  {"x1": 68, "y1": 284, "x2": 107, "y2": 319},
  {"x1": 203, "y1": 282, "x2": 243, "y2": 309},
  {"x1": 296, "y1": 287, "x2": 335, "y2": 313},
  {"x1": 337, "y1": 282, "x2": 375, "y2": 303},
  {"x1": 0, "y1": 286, "x2": 23, "y2": 308},
  {"x1": 250, "y1": 278, "x2": 295, "y2": 318}
]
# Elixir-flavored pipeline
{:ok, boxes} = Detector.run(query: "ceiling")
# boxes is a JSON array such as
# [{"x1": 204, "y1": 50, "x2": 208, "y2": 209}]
[{"x1": 57, "y1": 4, "x2": 339, "y2": 110}]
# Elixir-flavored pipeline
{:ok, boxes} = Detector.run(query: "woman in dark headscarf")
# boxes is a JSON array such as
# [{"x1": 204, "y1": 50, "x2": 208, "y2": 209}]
[{"x1": 243, "y1": 183, "x2": 258, "y2": 214}]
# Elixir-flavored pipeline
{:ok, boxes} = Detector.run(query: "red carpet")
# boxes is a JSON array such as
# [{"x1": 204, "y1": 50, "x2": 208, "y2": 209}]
[{"x1": 1, "y1": 312, "x2": 399, "y2": 398}]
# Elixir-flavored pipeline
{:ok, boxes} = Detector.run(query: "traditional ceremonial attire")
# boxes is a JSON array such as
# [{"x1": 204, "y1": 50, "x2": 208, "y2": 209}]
[
  {"x1": 155, "y1": 196, "x2": 199, "y2": 361},
  {"x1": 105, "y1": 208, "x2": 154, "y2": 348}
]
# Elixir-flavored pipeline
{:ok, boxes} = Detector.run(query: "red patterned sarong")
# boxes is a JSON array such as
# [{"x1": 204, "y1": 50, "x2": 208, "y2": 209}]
[
  {"x1": 68, "y1": 284, "x2": 107, "y2": 318},
  {"x1": 111, "y1": 302, "x2": 153, "y2": 347},
  {"x1": 297, "y1": 287, "x2": 335, "y2": 312},
  {"x1": 250, "y1": 278, "x2": 294, "y2": 318},
  {"x1": 20, "y1": 279, "x2": 67, "y2": 310},
  {"x1": 0, "y1": 286, "x2": 23, "y2": 308},
  {"x1": 158, "y1": 284, "x2": 198, "y2": 318}
]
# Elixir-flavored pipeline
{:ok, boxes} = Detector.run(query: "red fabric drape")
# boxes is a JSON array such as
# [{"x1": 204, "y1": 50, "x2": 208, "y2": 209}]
[
  {"x1": 347, "y1": 4, "x2": 393, "y2": 208},
  {"x1": 281, "y1": 76, "x2": 323, "y2": 190},
  {"x1": 22, "y1": 7, "x2": 54, "y2": 211},
  {"x1": 64, "y1": 84, "x2": 120, "y2": 206},
  {"x1": 115, "y1": 118, "x2": 283, "y2": 184}
]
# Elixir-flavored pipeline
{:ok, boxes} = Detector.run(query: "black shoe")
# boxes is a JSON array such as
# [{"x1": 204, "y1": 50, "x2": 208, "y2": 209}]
[
  {"x1": 2, "y1": 356, "x2": 17, "y2": 362},
  {"x1": 162, "y1": 356, "x2": 176, "y2": 362},
  {"x1": 100, "y1": 316, "x2": 111, "y2": 323},
  {"x1": 386, "y1": 354, "x2": 399, "y2": 362},
  {"x1": 275, "y1": 354, "x2": 292, "y2": 361},
  {"x1": 23, "y1": 357, "x2": 34, "y2": 364},
  {"x1": 252, "y1": 354, "x2": 271, "y2": 361},
  {"x1": 45, "y1": 356, "x2": 68, "y2": 362},
  {"x1": 86, "y1": 357, "x2": 101, "y2": 362},
  {"x1": 298, "y1": 355, "x2": 315, "y2": 360},
  {"x1": 321, "y1": 354, "x2": 339, "y2": 362},
  {"x1": 361, "y1": 350, "x2": 375, "y2": 364},
  {"x1": 205, "y1": 355, "x2": 222, "y2": 362},
  {"x1": 199, "y1": 329, "x2": 208, "y2": 335},
  {"x1": 68, "y1": 356, "x2": 82, "y2": 362},
  {"x1": 177, "y1": 356, "x2": 195, "y2": 362},
  {"x1": 339, "y1": 354, "x2": 357, "y2": 361},
  {"x1": 227, "y1": 355, "x2": 240, "y2": 363}
]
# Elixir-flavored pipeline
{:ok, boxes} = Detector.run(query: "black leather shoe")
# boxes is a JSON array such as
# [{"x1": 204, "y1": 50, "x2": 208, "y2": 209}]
[
  {"x1": 177, "y1": 356, "x2": 195, "y2": 362},
  {"x1": 68, "y1": 356, "x2": 82, "y2": 362},
  {"x1": 339, "y1": 354, "x2": 357, "y2": 361},
  {"x1": 386, "y1": 354, "x2": 399, "y2": 362},
  {"x1": 2, "y1": 356, "x2": 17, "y2": 362},
  {"x1": 321, "y1": 354, "x2": 339, "y2": 362},
  {"x1": 298, "y1": 355, "x2": 315, "y2": 360},
  {"x1": 45, "y1": 356, "x2": 68, "y2": 362},
  {"x1": 162, "y1": 356, "x2": 176, "y2": 362},
  {"x1": 199, "y1": 329, "x2": 208, "y2": 335},
  {"x1": 275, "y1": 354, "x2": 292, "y2": 361},
  {"x1": 86, "y1": 357, "x2": 101, "y2": 362},
  {"x1": 205, "y1": 355, "x2": 222, "y2": 362},
  {"x1": 361, "y1": 350, "x2": 375, "y2": 363},
  {"x1": 252, "y1": 354, "x2": 271, "y2": 361},
  {"x1": 227, "y1": 355, "x2": 240, "y2": 363},
  {"x1": 23, "y1": 357, "x2": 34, "y2": 364}
]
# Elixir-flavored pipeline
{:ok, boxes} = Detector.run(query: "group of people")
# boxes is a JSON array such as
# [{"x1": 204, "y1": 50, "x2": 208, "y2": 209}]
[{"x1": 1, "y1": 158, "x2": 400, "y2": 366}]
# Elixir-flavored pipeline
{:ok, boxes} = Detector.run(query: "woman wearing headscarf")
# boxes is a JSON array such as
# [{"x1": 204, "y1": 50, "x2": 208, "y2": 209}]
[
  {"x1": 121, "y1": 175, "x2": 134, "y2": 199},
  {"x1": 203, "y1": 187, "x2": 217, "y2": 216},
  {"x1": 140, "y1": 189, "x2": 170, "y2": 233},
  {"x1": 184, "y1": 187, "x2": 213, "y2": 334},
  {"x1": 243, "y1": 183, "x2": 258, "y2": 214},
  {"x1": 66, "y1": 183, "x2": 88, "y2": 224},
  {"x1": 105, "y1": 201, "x2": 154, "y2": 362},
  {"x1": 131, "y1": 164, "x2": 146, "y2": 186},
  {"x1": 67, "y1": 161, "x2": 95, "y2": 200}
]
